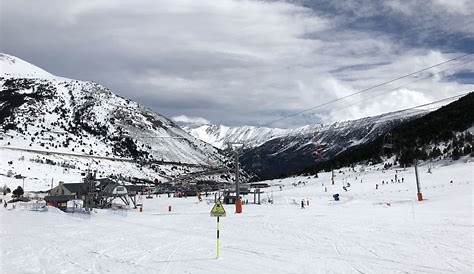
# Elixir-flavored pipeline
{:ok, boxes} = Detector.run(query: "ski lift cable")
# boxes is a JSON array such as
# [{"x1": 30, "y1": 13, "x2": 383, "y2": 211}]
[
  {"x1": 264, "y1": 53, "x2": 473, "y2": 126},
  {"x1": 261, "y1": 57, "x2": 473, "y2": 142},
  {"x1": 252, "y1": 56, "x2": 473, "y2": 141},
  {"x1": 330, "y1": 57, "x2": 473, "y2": 114},
  {"x1": 325, "y1": 74, "x2": 471, "y2": 118},
  {"x1": 120, "y1": 134, "x2": 187, "y2": 139}
]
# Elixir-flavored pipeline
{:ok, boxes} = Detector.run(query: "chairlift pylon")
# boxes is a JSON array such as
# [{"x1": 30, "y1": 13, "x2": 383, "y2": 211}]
[{"x1": 381, "y1": 132, "x2": 394, "y2": 151}]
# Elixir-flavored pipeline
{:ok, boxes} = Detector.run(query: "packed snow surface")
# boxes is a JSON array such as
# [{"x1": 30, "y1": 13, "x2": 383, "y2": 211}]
[{"x1": 1, "y1": 161, "x2": 472, "y2": 274}]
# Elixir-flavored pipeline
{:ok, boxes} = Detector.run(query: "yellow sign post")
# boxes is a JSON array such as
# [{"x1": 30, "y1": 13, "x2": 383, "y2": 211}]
[{"x1": 210, "y1": 201, "x2": 226, "y2": 258}]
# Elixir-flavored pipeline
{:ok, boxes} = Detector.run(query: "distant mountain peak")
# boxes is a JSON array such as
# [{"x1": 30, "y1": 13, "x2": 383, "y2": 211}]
[
  {"x1": 184, "y1": 109, "x2": 427, "y2": 150},
  {"x1": 186, "y1": 124, "x2": 294, "y2": 149}
]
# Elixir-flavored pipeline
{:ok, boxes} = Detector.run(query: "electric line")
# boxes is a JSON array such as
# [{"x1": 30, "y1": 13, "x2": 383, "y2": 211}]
[
  {"x1": 329, "y1": 58, "x2": 473, "y2": 116},
  {"x1": 264, "y1": 53, "x2": 472, "y2": 126}
]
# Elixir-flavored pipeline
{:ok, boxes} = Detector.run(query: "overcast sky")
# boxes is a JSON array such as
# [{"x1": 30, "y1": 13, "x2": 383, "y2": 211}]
[{"x1": 1, "y1": 0, "x2": 473, "y2": 127}]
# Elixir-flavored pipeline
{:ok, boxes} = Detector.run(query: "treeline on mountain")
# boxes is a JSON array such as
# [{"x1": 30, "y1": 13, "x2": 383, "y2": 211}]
[
  {"x1": 241, "y1": 136, "x2": 316, "y2": 181},
  {"x1": 299, "y1": 92, "x2": 474, "y2": 175}
]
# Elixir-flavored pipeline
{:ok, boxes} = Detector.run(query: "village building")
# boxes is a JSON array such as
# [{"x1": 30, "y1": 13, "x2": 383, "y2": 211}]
[{"x1": 44, "y1": 181, "x2": 89, "y2": 210}]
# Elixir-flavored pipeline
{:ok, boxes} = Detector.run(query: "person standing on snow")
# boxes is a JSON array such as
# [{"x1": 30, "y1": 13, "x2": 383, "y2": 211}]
[{"x1": 301, "y1": 199, "x2": 305, "y2": 209}]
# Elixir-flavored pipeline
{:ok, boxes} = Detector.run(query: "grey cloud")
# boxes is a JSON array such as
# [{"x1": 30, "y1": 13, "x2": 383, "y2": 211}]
[{"x1": 1, "y1": 0, "x2": 473, "y2": 127}]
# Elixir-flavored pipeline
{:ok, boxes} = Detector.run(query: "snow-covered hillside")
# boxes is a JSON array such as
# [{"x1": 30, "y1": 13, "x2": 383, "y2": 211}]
[
  {"x1": 1, "y1": 160, "x2": 472, "y2": 273},
  {"x1": 0, "y1": 53, "x2": 230, "y2": 187}
]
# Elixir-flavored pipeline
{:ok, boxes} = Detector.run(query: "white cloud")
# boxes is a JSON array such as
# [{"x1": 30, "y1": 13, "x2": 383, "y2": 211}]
[
  {"x1": 432, "y1": 0, "x2": 473, "y2": 15},
  {"x1": 171, "y1": 115, "x2": 210, "y2": 126}
]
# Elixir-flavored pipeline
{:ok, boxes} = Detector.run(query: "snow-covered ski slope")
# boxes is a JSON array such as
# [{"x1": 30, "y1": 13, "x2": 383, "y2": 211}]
[{"x1": 1, "y1": 160, "x2": 472, "y2": 274}]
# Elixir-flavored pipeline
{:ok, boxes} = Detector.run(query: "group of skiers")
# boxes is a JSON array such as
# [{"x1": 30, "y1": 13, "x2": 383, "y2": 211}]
[{"x1": 377, "y1": 174, "x2": 405, "y2": 189}]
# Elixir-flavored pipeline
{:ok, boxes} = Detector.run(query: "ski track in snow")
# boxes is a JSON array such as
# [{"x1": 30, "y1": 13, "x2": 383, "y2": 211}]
[{"x1": 0, "y1": 161, "x2": 473, "y2": 274}]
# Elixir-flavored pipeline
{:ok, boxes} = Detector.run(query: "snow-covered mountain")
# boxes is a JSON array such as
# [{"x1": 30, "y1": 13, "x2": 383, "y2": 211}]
[
  {"x1": 185, "y1": 124, "x2": 293, "y2": 149},
  {"x1": 182, "y1": 108, "x2": 429, "y2": 180},
  {"x1": 189, "y1": 110, "x2": 426, "y2": 180},
  {"x1": 240, "y1": 109, "x2": 430, "y2": 179},
  {"x1": 186, "y1": 111, "x2": 426, "y2": 149},
  {"x1": 0, "y1": 53, "x2": 230, "y2": 187}
]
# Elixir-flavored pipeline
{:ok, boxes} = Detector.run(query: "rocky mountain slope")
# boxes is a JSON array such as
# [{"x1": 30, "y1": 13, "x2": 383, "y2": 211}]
[
  {"x1": 0, "y1": 53, "x2": 230, "y2": 187},
  {"x1": 185, "y1": 124, "x2": 295, "y2": 149},
  {"x1": 183, "y1": 107, "x2": 428, "y2": 180},
  {"x1": 237, "y1": 109, "x2": 428, "y2": 180}
]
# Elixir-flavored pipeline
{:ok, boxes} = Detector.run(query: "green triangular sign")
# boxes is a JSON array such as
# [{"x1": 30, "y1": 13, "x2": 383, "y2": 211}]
[{"x1": 210, "y1": 201, "x2": 226, "y2": 217}]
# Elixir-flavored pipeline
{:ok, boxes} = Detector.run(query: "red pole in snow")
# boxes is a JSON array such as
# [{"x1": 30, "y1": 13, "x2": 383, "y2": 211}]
[{"x1": 235, "y1": 198, "x2": 242, "y2": 213}]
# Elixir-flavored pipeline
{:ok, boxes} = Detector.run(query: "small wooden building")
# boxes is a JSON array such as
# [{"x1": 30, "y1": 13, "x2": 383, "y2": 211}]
[{"x1": 44, "y1": 195, "x2": 76, "y2": 210}]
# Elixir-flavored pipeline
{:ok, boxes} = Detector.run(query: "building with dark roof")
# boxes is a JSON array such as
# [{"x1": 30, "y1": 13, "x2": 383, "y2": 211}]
[
  {"x1": 46, "y1": 182, "x2": 90, "y2": 210},
  {"x1": 49, "y1": 182, "x2": 87, "y2": 196}
]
